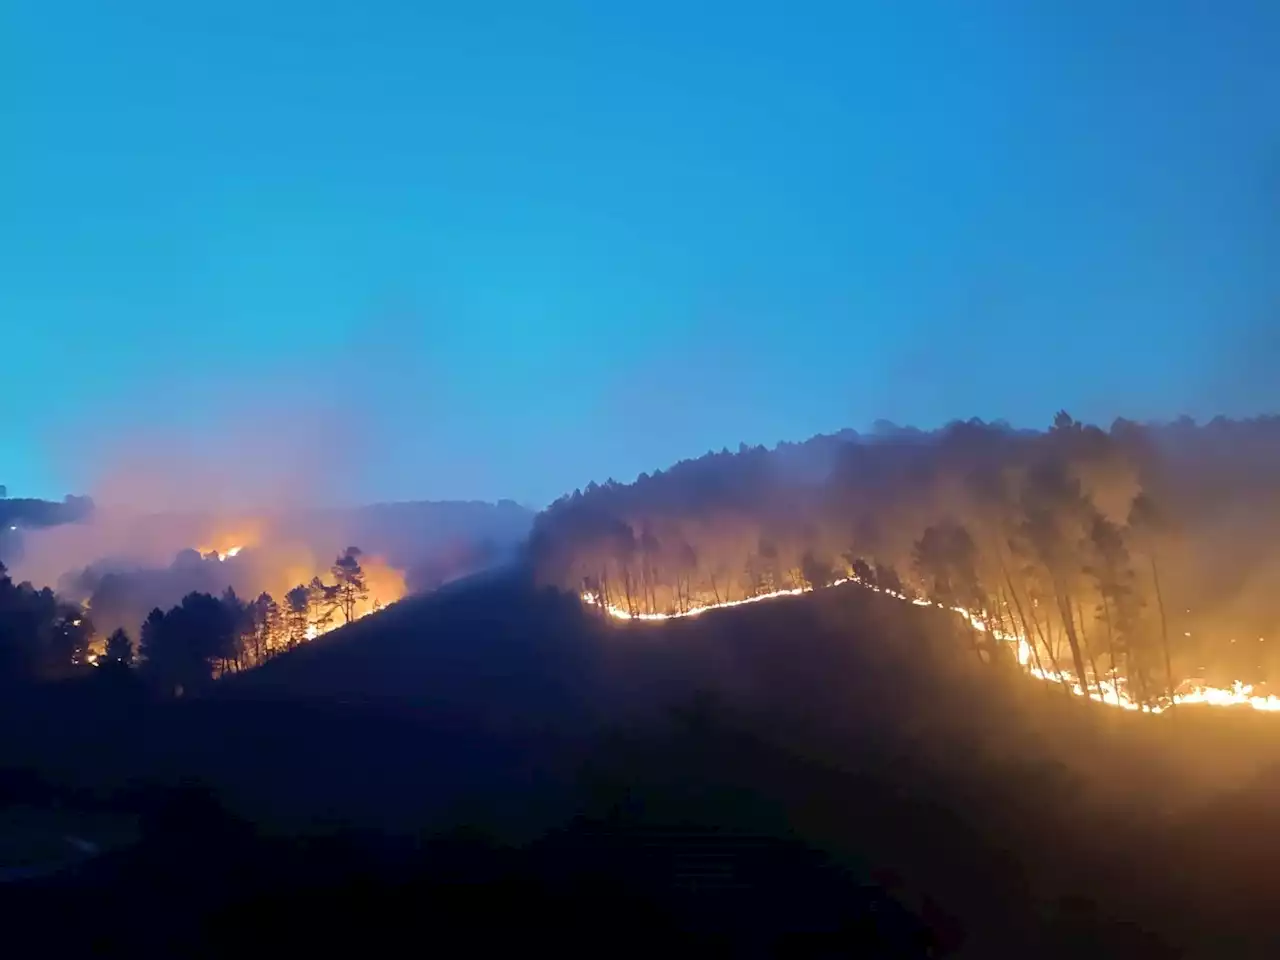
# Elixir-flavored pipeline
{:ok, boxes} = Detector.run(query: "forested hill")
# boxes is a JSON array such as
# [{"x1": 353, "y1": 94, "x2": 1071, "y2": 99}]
[{"x1": 529, "y1": 414, "x2": 1280, "y2": 705}]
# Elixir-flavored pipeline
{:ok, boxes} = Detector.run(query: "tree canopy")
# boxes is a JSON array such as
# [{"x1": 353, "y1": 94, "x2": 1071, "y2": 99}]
[{"x1": 531, "y1": 415, "x2": 1280, "y2": 705}]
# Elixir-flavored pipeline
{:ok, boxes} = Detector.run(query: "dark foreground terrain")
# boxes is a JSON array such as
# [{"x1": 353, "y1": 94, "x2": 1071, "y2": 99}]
[{"x1": 4, "y1": 574, "x2": 1280, "y2": 955}]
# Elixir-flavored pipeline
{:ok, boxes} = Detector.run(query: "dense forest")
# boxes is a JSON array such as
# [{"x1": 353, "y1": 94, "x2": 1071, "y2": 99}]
[
  {"x1": 0, "y1": 546, "x2": 376, "y2": 693},
  {"x1": 530, "y1": 414, "x2": 1280, "y2": 708}
]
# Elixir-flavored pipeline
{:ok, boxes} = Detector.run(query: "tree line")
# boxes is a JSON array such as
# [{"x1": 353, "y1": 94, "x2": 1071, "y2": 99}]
[
  {"x1": 0, "y1": 547, "x2": 371, "y2": 694},
  {"x1": 530, "y1": 414, "x2": 1280, "y2": 707}
]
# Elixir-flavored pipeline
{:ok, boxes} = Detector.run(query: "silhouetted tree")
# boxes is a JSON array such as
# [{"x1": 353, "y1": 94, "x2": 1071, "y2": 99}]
[
  {"x1": 248, "y1": 592, "x2": 282, "y2": 664},
  {"x1": 220, "y1": 587, "x2": 250, "y2": 674},
  {"x1": 1020, "y1": 462, "x2": 1096, "y2": 696},
  {"x1": 1129, "y1": 492, "x2": 1176, "y2": 702},
  {"x1": 285, "y1": 585, "x2": 310, "y2": 648},
  {"x1": 331, "y1": 547, "x2": 369, "y2": 623},
  {"x1": 138, "y1": 593, "x2": 234, "y2": 696},
  {"x1": 800, "y1": 550, "x2": 832, "y2": 591},
  {"x1": 307, "y1": 576, "x2": 338, "y2": 635},
  {"x1": 104, "y1": 627, "x2": 133, "y2": 666}
]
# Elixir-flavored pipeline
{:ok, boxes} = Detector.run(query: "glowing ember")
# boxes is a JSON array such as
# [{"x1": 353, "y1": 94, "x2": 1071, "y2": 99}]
[{"x1": 581, "y1": 579, "x2": 1280, "y2": 715}]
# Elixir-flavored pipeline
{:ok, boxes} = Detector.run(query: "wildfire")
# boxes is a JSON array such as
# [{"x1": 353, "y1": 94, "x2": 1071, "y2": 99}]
[
  {"x1": 189, "y1": 534, "x2": 407, "y2": 650},
  {"x1": 303, "y1": 598, "x2": 389, "y2": 642},
  {"x1": 197, "y1": 538, "x2": 250, "y2": 562},
  {"x1": 582, "y1": 580, "x2": 1280, "y2": 715}
]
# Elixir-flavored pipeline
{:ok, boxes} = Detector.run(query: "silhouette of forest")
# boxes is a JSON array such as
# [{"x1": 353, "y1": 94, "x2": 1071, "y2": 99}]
[{"x1": 532, "y1": 414, "x2": 1280, "y2": 704}]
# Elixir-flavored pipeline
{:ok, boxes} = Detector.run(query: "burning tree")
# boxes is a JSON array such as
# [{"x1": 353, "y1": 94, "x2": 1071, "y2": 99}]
[
  {"x1": 248, "y1": 592, "x2": 283, "y2": 664},
  {"x1": 331, "y1": 547, "x2": 369, "y2": 623},
  {"x1": 306, "y1": 576, "x2": 338, "y2": 635},
  {"x1": 536, "y1": 413, "x2": 1280, "y2": 711},
  {"x1": 285, "y1": 584, "x2": 310, "y2": 648}
]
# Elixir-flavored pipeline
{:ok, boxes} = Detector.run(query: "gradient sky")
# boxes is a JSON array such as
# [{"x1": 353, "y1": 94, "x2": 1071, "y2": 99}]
[{"x1": 5, "y1": 1, "x2": 1278, "y2": 507}]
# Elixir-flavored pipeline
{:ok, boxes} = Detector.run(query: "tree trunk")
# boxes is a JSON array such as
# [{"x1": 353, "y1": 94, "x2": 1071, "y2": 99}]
[
  {"x1": 598, "y1": 569, "x2": 612, "y2": 611},
  {"x1": 1002, "y1": 573, "x2": 1049, "y2": 681},
  {"x1": 621, "y1": 566, "x2": 636, "y2": 617},
  {"x1": 1054, "y1": 587, "x2": 1091, "y2": 701},
  {"x1": 979, "y1": 594, "x2": 1009, "y2": 667},
  {"x1": 1099, "y1": 592, "x2": 1123, "y2": 705},
  {"x1": 1150, "y1": 555, "x2": 1176, "y2": 704},
  {"x1": 1023, "y1": 587, "x2": 1072, "y2": 695},
  {"x1": 1075, "y1": 598, "x2": 1103, "y2": 702}
]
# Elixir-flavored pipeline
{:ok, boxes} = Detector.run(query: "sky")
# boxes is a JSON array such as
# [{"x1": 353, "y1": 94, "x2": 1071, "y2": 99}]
[{"x1": 4, "y1": 1, "x2": 1277, "y2": 508}]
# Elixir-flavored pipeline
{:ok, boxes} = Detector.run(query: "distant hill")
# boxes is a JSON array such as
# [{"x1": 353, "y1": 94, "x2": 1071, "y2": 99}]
[
  {"x1": 0, "y1": 495, "x2": 94, "y2": 531},
  {"x1": 0, "y1": 496, "x2": 95, "y2": 568},
  {"x1": 270, "y1": 499, "x2": 534, "y2": 592},
  {"x1": 9, "y1": 498, "x2": 535, "y2": 603}
]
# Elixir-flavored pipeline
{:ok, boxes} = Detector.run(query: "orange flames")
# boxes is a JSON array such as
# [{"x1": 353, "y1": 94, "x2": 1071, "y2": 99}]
[
  {"x1": 199, "y1": 544, "x2": 244, "y2": 562},
  {"x1": 194, "y1": 534, "x2": 406, "y2": 646},
  {"x1": 582, "y1": 580, "x2": 1280, "y2": 715}
]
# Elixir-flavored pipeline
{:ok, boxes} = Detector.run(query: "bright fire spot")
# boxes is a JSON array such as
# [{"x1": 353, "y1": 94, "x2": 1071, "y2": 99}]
[
  {"x1": 186, "y1": 534, "x2": 405, "y2": 656},
  {"x1": 198, "y1": 540, "x2": 249, "y2": 562},
  {"x1": 303, "y1": 598, "x2": 391, "y2": 643},
  {"x1": 582, "y1": 579, "x2": 1280, "y2": 715}
]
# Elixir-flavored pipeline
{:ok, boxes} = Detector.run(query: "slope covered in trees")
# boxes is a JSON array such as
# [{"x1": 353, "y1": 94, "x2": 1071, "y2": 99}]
[
  {"x1": 531, "y1": 414, "x2": 1280, "y2": 706},
  {"x1": 0, "y1": 547, "x2": 378, "y2": 690}
]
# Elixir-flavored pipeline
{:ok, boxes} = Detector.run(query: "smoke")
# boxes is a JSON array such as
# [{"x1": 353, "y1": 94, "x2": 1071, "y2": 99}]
[
  {"x1": 9, "y1": 350, "x2": 390, "y2": 614},
  {"x1": 61, "y1": 541, "x2": 408, "y2": 639},
  {"x1": 12, "y1": 502, "x2": 422, "y2": 641},
  {"x1": 10, "y1": 418, "x2": 527, "y2": 641}
]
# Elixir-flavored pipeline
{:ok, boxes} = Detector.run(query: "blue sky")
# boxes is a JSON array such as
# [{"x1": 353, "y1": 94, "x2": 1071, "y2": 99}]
[{"x1": 4, "y1": 1, "x2": 1277, "y2": 507}]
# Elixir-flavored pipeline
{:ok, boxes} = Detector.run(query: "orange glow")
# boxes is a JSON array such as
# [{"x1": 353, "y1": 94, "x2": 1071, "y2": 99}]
[
  {"x1": 582, "y1": 579, "x2": 1280, "y2": 715},
  {"x1": 199, "y1": 544, "x2": 245, "y2": 562},
  {"x1": 197, "y1": 525, "x2": 259, "y2": 562},
  {"x1": 191, "y1": 530, "x2": 407, "y2": 654}
]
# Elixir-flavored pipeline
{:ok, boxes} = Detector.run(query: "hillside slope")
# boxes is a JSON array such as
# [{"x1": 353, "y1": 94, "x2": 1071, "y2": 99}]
[
  {"x1": 9, "y1": 577, "x2": 1280, "y2": 952},
  {"x1": 226, "y1": 573, "x2": 1280, "y2": 953}
]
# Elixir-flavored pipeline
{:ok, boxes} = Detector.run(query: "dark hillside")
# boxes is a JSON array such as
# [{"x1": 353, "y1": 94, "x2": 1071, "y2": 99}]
[
  {"x1": 5, "y1": 576, "x2": 1280, "y2": 953},
  {"x1": 222, "y1": 573, "x2": 1280, "y2": 953}
]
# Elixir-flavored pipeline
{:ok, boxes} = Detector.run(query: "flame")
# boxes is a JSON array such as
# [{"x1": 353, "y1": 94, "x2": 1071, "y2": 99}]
[
  {"x1": 302, "y1": 594, "x2": 393, "y2": 643},
  {"x1": 200, "y1": 544, "x2": 244, "y2": 562},
  {"x1": 197, "y1": 535, "x2": 253, "y2": 562},
  {"x1": 582, "y1": 579, "x2": 1280, "y2": 715},
  {"x1": 189, "y1": 533, "x2": 406, "y2": 655}
]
